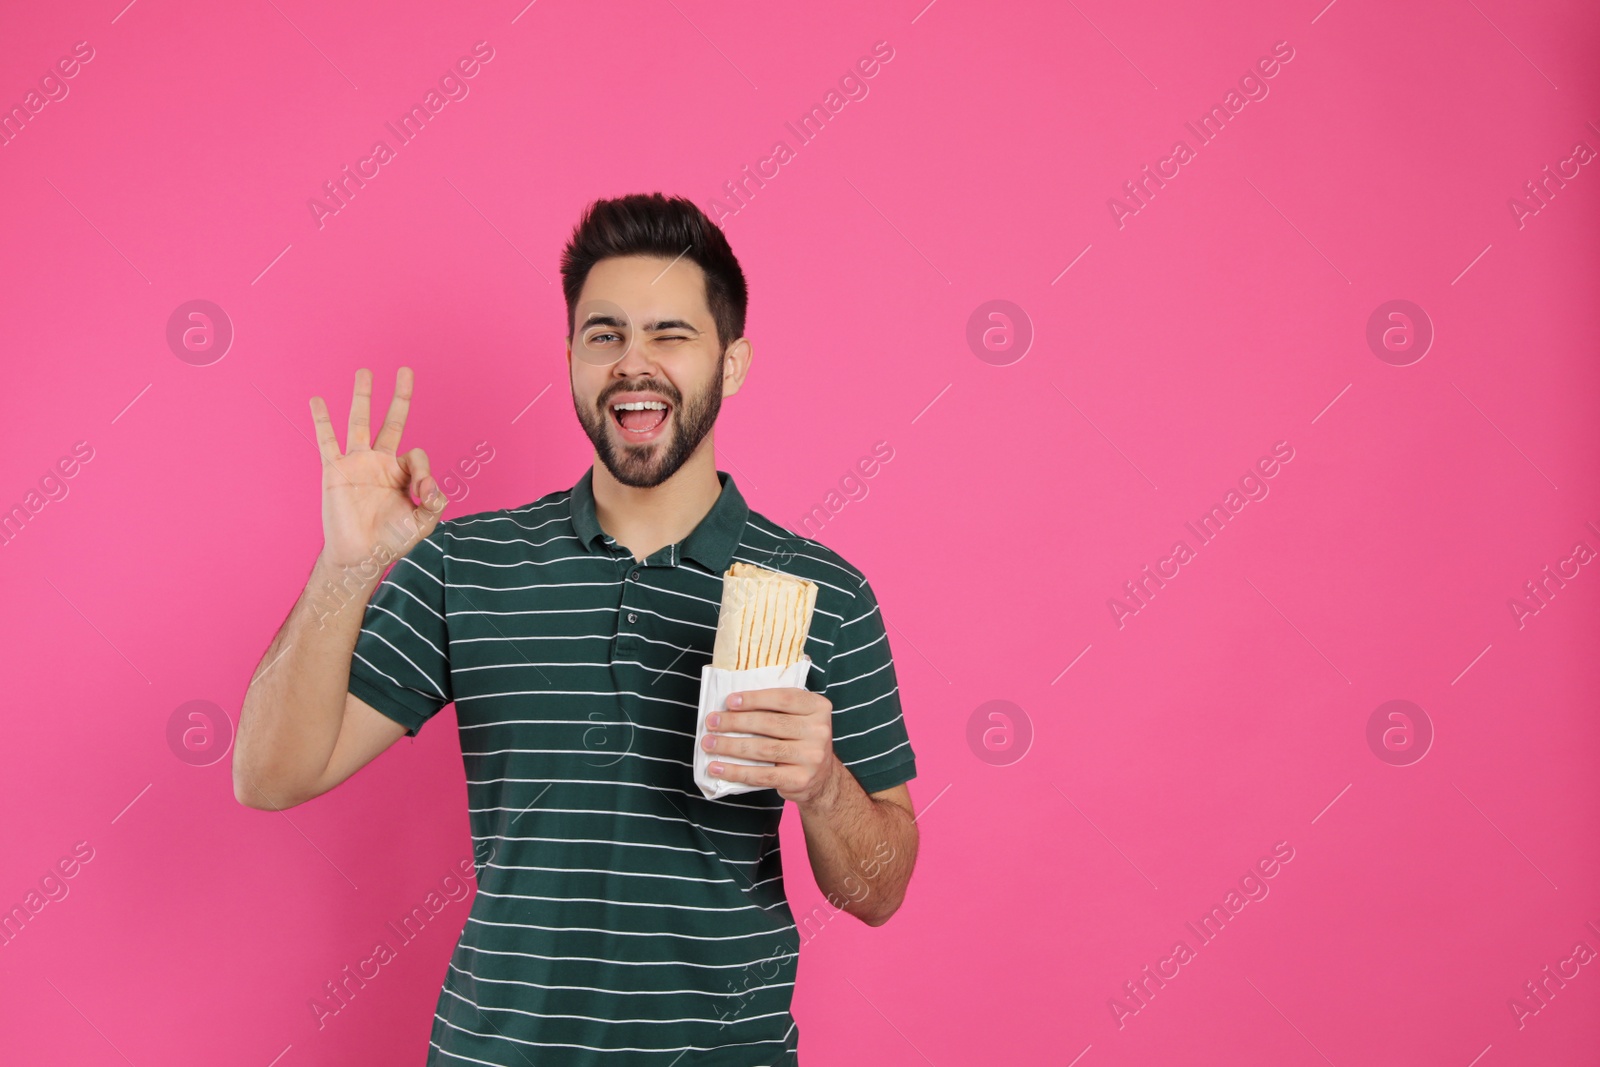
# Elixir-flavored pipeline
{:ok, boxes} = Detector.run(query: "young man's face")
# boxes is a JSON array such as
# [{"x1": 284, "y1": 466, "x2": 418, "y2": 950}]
[{"x1": 567, "y1": 254, "x2": 747, "y2": 489}]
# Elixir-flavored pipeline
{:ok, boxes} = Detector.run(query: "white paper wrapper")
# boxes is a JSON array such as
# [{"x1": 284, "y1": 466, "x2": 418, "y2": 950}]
[{"x1": 694, "y1": 655, "x2": 813, "y2": 799}]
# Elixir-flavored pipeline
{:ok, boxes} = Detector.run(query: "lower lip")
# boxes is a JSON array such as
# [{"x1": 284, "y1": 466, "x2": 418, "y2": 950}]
[{"x1": 611, "y1": 406, "x2": 671, "y2": 442}]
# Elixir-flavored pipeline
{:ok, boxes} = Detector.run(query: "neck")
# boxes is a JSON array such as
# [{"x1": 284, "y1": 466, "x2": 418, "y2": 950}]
[{"x1": 590, "y1": 437, "x2": 722, "y2": 562}]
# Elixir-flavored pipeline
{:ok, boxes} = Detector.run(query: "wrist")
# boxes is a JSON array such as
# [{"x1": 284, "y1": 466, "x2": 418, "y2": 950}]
[
  {"x1": 308, "y1": 550, "x2": 386, "y2": 605},
  {"x1": 798, "y1": 751, "x2": 851, "y2": 815}
]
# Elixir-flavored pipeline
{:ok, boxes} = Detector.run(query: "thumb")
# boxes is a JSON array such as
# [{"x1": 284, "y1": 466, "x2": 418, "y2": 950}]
[{"x1": 401, "y1": 447, "x2": 448, "y2": 528}]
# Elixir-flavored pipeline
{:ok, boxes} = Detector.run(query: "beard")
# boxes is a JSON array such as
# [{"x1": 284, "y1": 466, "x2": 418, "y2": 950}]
[{"x1": 574, "y1": 355, "x2": 725, "y2": 489}]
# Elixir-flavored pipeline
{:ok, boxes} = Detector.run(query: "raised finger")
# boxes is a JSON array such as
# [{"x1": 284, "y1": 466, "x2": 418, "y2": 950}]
[
  {"x1": 347, "y1": 367, "x2": 373, "y2": 452},
  {"x1": 373, "y1": 366, "x2": 414, "y2": 454},
  {"x1": 308, "y1": 396, "x2": 341, "y2": 464}
]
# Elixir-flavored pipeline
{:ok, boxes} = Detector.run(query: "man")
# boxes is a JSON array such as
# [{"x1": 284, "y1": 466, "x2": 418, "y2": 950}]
[{"x1": 233, "y1": 192, "x2": 919, "y2": 1065}]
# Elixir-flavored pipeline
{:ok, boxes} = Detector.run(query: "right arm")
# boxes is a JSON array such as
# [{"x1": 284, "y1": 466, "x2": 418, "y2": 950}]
[{"x1": 233, "y1": 367, "x2": 446, "y2": 811}]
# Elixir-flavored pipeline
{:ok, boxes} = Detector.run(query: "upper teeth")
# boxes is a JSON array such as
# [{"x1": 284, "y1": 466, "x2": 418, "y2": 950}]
[{"x1": 613, "y1": 401, "x2": 667, "y2": 411}]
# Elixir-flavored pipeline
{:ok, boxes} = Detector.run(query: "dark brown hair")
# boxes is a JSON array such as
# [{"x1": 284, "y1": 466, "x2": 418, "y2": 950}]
[{"x1": 559, "y1": 193, "x2": 748, "y2": 353}]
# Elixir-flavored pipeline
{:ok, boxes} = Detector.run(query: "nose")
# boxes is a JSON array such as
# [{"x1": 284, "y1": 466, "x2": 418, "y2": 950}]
[{"x1": 609, "y1": 328, "x2": 660, "y2": 379}]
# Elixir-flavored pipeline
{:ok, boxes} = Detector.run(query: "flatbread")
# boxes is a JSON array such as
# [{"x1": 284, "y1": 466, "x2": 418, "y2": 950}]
[
  {"x1": 737, "y1": 577, "x2": 760, "y2": 669},
  {"x1": 748, "y1": 579, "x2": 768, "y2": 671},
  {"x1": 777, "y1": 585, "x2": 796, "y2": 668},
  {"x1": 797, "y1": 580, "x2": 816, "y2": 658},
  {"x1": 764, "y1": 582, "x2": 786, "y2": 666},
  {"x1": 711, "y1": 562, "x2": 817, "y2": 671},
  {"x1": 726, "y1": 577, "x2": 745, "y2": 670},
  {"x1": 770, "y1": 582, "x2": 795, "y2": 669}
]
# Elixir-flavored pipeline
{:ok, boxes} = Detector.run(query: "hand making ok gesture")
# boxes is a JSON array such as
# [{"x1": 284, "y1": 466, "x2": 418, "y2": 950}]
[{"x1": 309, "y1": 367, "x2": 446, "y2": 572}]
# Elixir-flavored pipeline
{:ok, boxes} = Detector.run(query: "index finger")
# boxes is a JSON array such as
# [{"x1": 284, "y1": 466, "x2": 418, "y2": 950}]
[
  {"x1": 728, "y1": 687, "x2": 817, "y2": 713},
  {"x1": 372, "y1": 366, "x2": 414, "y2": 454},
  {"x1": 309, "y1": 396, "x2": 341, "y2": 464}
]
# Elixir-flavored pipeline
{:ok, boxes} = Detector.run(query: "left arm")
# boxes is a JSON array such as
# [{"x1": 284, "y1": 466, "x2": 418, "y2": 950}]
[
  {"x1": 799, "y1": 768, "x2": 918, "y2": 927},
  {"x1": 703, "y1": 689, "x2": 919, "y2": 926}
]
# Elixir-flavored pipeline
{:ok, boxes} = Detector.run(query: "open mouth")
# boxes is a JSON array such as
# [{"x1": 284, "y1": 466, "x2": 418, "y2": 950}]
[{"x1": 610, "y1": 399, "x2": 671, "y2": 437}]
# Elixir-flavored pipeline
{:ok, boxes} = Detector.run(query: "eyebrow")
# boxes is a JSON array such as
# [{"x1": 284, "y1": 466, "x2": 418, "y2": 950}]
[
  {"x1": 581, "y1": 314, "x2": 700, "y2": 334},
  {"x1": 643, "y1": 319, "x2": 700, "y2": 333}
]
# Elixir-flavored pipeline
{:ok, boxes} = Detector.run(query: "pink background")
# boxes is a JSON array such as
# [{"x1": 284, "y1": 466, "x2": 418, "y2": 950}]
[{"x1": 3, "y1": 0, "x2": 1598, "y2": 1063}]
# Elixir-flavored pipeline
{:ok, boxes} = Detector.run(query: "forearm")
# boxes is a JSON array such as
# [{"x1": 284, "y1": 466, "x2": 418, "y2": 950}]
[
  {"x1": 796, "y1": 755, "x2": 918, "y2": 926},
  {"x1": 233, "y1": 553, "x2": 381, "y2": 808}
]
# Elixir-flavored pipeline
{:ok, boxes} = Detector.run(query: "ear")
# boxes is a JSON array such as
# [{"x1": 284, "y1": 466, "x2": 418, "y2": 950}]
[{"x1": 721, "y1": 336, "x2": 753, "y2": 399}]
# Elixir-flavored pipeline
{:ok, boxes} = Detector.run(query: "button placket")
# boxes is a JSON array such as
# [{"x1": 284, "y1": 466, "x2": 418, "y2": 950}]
[{"x1": 621, "y1": 558, "x2": 642, "y2": 629}]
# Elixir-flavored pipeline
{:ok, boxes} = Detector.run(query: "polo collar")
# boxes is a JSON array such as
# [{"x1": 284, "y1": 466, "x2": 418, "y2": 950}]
[{"x1": 569, "y1": 466, "x2": 748, "y2": 572}]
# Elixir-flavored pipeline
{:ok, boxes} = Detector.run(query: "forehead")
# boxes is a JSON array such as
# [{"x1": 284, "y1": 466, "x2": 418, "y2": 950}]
[{"x1": 576, "y1": 255, "x2": 711, "y2": 325}]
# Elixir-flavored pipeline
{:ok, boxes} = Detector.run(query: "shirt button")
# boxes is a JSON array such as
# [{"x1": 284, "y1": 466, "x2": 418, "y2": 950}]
[
  {"x1": 629, "y1": 570, "x2": 640, "y2": 581},
  {"x1": 627, "y1": 612, "x2": 638, "y2": 624}
]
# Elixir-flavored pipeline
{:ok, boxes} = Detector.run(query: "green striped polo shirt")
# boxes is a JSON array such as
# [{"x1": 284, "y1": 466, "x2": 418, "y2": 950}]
[{"x1": 347, "y1": 466, "x2": 917, "y2": 1066}]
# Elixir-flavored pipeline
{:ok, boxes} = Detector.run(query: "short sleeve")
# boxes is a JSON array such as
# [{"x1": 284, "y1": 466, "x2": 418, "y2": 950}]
[
  {"x1": 347, "y1": 529, "x2": 452, "y2": 736},
  {"x1": 823, "y1": 576, "x2": 916, "y2": 794}
]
